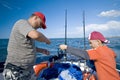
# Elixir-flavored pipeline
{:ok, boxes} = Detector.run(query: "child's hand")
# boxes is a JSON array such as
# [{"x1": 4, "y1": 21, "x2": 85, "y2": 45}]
[{"x1": 59, "y1": 44, "x2": 67, "y2": 50}]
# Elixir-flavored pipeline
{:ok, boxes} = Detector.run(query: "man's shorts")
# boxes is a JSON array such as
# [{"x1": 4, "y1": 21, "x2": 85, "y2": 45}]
[{"x1": 2, "y1": 63, "x2": 37, "y2": 80}]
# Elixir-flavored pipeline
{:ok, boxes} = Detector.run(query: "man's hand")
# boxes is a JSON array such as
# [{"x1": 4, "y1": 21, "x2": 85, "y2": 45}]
[
  {"x1": 46, "y1": 39, "x2": 51, "y2": 44},
  {"x1": 42, "y1": 49, "x2": 50, "y2": 55},
  {"x1": 59, "y1": 44, "x2": 67, "y2": 50}
]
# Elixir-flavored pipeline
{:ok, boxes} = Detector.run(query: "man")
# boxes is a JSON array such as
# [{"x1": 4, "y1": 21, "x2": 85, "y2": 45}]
[
  {"x1": 60, "y1": 31, "x2": 120, "y2": 80},
  {"x1": 3, "y1": 12, "x2": 51, "y2": 80}
]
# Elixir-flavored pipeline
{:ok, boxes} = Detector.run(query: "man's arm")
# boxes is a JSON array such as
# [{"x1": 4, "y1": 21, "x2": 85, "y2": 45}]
[
  {"x1": 36, "y1": 47, "x2": 50, "y2": 55},
  {"x1": 27, "y1": 30, "x2": 51, "y2": 44}
]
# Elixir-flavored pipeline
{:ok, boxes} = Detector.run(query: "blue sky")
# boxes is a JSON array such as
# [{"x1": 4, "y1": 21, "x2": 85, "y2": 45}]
[{"x1": 0, "y1": 0, "x2": 120, "y2": 38}]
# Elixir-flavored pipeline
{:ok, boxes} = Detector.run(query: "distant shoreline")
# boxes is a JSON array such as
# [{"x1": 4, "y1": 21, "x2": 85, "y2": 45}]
[{"x1": 107, "y1": 36, "x2": 120, "y2": 38}]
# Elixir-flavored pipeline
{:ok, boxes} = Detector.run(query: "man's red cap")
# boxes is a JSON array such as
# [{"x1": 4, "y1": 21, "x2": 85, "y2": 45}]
[
  {"x1": 34, "y1": 12, "x2": 46, "y2": 29},
  {"x1": 88, "y1": 31, "x2": 109, "y2": 43}
]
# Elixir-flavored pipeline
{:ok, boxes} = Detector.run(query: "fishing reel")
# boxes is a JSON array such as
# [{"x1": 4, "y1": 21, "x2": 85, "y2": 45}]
[{"x1": 49, "y1": 48, "x2": 66, "y2": 62}]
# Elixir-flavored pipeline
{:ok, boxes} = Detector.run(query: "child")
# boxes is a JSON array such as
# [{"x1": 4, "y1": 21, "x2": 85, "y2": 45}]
[{"x1": 59, "y1": 31, "x2": 120, "y2": 80}]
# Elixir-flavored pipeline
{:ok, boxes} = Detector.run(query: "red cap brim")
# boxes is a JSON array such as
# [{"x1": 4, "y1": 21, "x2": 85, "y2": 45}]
[{"x1": 41, "y1": 22, "x2": 46, "y2": 29}]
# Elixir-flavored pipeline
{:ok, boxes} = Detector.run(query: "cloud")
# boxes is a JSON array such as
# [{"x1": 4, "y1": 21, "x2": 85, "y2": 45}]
[
  {"x1": 73, "y1": 20, "x2": 120, "y2": 38},
  {"x1": 2, "y1": 3, "x2": 13, "y2": 10},
  {"x1": 98, "y1": 10, "x2": 120, "y2": 17},
  {"x1": 45, "y1": 20, "x2": 120, "y2": 38},
  {"x1": 0, "y1": 1, "x2": 21, "y2": 10}
]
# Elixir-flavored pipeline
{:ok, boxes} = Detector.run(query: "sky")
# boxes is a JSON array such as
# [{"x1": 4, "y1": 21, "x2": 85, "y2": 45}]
[{"x1": 0, "y1": 0, "x2": 120, "y2": 38}]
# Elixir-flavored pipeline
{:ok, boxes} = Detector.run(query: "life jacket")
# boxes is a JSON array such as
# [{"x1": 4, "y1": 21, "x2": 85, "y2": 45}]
[{"x1": 33, "y1": 61, "x2": 53, "y2": 76}]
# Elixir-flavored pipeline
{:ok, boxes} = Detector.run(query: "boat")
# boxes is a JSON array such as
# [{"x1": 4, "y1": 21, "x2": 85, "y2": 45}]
[
  {"x1": 0, "y1": 54, "x2": 120, "y2": 80},
  {"x1": 32, "y1": 49, "x2": 120, "y2": 80}
]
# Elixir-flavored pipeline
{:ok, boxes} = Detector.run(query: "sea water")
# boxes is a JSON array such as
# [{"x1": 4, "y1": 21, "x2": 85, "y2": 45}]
[{"x1": 0, "y1": 38, "x2": 120, "y2": 64}]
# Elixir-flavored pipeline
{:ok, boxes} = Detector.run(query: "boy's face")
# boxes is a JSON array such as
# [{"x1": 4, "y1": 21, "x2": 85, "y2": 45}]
[{"x1": 89, "y1": 40, "x2": 101, "y2": 49}]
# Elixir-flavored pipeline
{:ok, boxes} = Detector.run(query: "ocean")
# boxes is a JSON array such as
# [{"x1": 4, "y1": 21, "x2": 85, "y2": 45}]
[{"x1": 0, "y1": 38, "x2": 120, "y2": 64}]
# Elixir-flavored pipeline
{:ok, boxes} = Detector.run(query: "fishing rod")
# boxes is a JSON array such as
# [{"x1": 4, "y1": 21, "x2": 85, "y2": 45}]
[
  {"x1": 82, "y1": 10, "x2": 88, "y2": 72},
  {"x1": 54, "y1": 9, "x2": 67, "y2": 62},
  {"x1": 64, "y1": 9, "x2": 67, "y2": 61},
  {"x1": 82, "y1": 11, "x2": 97, "y2": 78},
  {"x1": 83, "y1": 11, "x2": 86, "y2": 50},
  {"x1": 65, "y1": 9, "x2": 67, "y2": 45}
]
